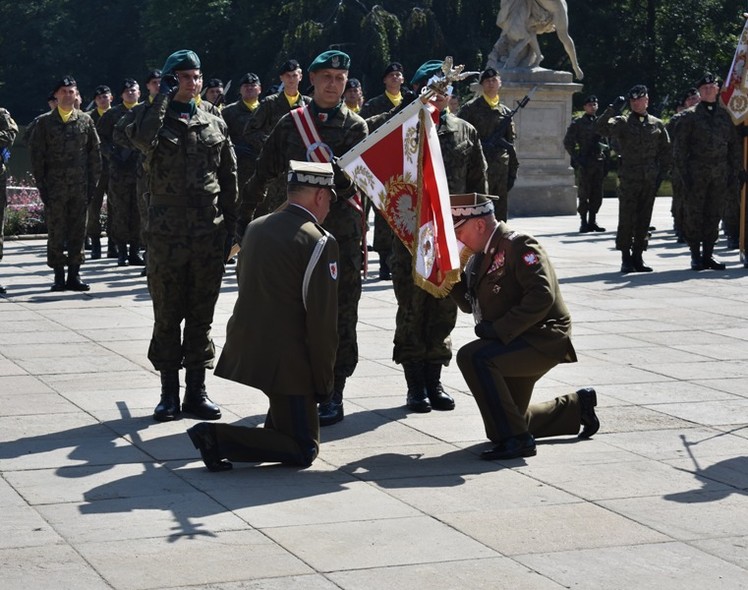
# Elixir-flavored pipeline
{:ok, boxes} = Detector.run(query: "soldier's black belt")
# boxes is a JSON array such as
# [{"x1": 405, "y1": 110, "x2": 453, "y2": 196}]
[{"x1": 149, "y1": 194, "x2": 218, "y2": 207}]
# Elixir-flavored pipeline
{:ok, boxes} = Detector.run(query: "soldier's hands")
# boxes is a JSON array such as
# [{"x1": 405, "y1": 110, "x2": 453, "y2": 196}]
[
  {"x1": 159, "y1": 74, "x2": 179, "y2": 98},
  {"x1": 611, "y1": 96, "x2": 627, "y2": 114},
  {"x1": 475, "y1": 320, "x2": 500, "y2": 340}
]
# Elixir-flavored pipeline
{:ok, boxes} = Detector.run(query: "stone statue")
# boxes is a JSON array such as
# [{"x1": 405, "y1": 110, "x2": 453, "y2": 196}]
[{"x1": 487, "y1": 0, "x2": 584, "y2": 80}]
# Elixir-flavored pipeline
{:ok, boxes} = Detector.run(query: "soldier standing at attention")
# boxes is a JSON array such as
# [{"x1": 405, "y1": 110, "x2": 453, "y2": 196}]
[
  {"x1": 242, "y1": 59, "x2": 311, "y2": 216},
  {"x1": 85, "y1": 85, "x2": 113, "y2": 259},
  {"x1": 204, "y1": 78, "x2": 224, "y2": 107},
  {"x1": 391, "y1": 60, "x2": 487, "y2": 414},
  {"x1": 343, "y1": 78, "x2": 363, "y2": 113},
  {"x1": 98, "y1": 79, "x2": 144, "y2": 267},
  {"x1": 563, "y1": 95, "x2": 607, "y2": 233},
  {"x1": 450, "y1": 194, "x2": 599, "y2": 460},
  {"x1": 126, "y1": 50, "x2": 237, "y2": 423},
  {"x1": 222, "y1": 73, "x2": 262, "y2": 190},
  {"x1": 595, "y1": 85, "x2": 670, "y2": 273},
  {"x1": 457, "y1": 68, "x2": 518, "y2": 222},
  {"x1": 189, "y1": 161, "x2": 339, "y2": 472},
  {"x1": 673, "y1": 73, "x2": 740, "y2": 271},
  {"x1": 238, "y1": 50, "x2": 367, "y2": 426},
  {"x1": 29, "y1": 76, "x2": 101, "y2": 292},
  {"x1": 0, "y1": 106, "x2": 18, "y2": 295}
]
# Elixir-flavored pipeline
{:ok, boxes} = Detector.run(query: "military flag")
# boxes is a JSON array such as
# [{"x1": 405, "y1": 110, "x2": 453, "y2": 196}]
[
  {"x1": 721, "y1": 13, "x2": 748, "y2": 259},
  {"x1": 338, "y1": 98, "x2": 461, "y2": 297}
]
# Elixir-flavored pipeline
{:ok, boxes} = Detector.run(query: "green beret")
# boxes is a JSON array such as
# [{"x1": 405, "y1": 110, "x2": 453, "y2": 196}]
[
  {"x1": 161, "y1": 50, "x2": 201, "y2": 75},
  {"x1": 410, "y1": 60, "x2": 444, "y2": 87},
  {"x1": 308, "y1": 50, "x2": 350, "y2": 72}
]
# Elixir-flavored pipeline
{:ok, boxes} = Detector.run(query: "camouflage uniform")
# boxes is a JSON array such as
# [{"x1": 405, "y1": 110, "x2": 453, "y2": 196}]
[
  {"x1": 595, "y1": 107, "x2": 670, "y2": 254},
  {"x1": 222, "y1": 100, "x2": 259, "y2": 190},
  {"x1": 29, "y1": 108, "x2": 101, "y2": 268},
  {"x1": 98, "y1": 104, "x2": 141, "y2": 251},
  {"x1": 0, "y1": 107, "x2": 19, "y2": 286},
  {"x1": 457, "y1": 96, "x2": 518, "y2": 221},
  {"x1": 391, "y1": 112, "x2": 488, "y2": 366},
  {"x1": 85, "y1": 107, "x2": 110, "y2": 244},
  {"x1": 127, "y1": 94, "x2": 237, "y2": 371},
  {"x1": 240, "y1": 102, "x2": 367, "y2": 390},
  {"x1": 242, "y1": 92, "x2": 311, "y2": 216},
  {"x1": 563, "y1": 113, "x2": 607, "y2": 223},
  {"x1": 665, "y1": 110, "x2": 690, "y2": 240},
  {"x1": 673, "y1": 102, "x2": 740, "y2": 254}
]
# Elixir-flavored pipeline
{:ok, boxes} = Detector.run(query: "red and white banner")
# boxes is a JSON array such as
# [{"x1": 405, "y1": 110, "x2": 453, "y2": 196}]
[
  {"x1": 721, "y1": 16, "x2": 748, "y2": 124},
  {"x1": 338, "y1": 99, "x2": 460, "y2": 297}
]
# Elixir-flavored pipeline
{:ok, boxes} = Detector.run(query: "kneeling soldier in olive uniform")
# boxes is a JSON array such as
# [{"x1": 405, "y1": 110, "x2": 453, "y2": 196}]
[
  {"x1": 127, "y1": 50, "x2": 237, "y2": 422},
  {"x1": 189, "y1": 161, "x2": 339, "y2": 472},
  {"x1": 450, "y1": 194, "x2": 599, "y2": 460}
]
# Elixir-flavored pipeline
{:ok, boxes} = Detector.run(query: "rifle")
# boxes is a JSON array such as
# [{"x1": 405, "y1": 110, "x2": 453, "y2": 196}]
[{"x1": 481, "y1": 86, "x2": 537, "y2": 157}]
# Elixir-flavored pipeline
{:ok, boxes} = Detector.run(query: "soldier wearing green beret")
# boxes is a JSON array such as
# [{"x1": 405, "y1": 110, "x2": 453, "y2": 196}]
[
  {"x1": 126, "y1": 49, "x2": 238, "y2": 423},
  {"x1": 238, "y1": 49, "x2": 368, "y2": 426},
  {"x1": 29, "y1": 76, "x2": 102, "y2": 292},
  {"x1": 390, "y1": 60, "x2": 488, "y2": 414}
]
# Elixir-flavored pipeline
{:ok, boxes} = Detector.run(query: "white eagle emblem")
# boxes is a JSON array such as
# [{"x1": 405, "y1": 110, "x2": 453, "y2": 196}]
[
  {"x1": 523, "y1": 252, "x2": 539, "y2": 266},
  {"x1": 329, "y1": 261, "x2": 338, "y2": 280}
]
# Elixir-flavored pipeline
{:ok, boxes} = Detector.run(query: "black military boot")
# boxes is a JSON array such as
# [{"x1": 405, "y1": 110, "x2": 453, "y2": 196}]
[
  {"x1": 153, "y1": 370, "x2": 180, "y2": 422},
  {"x1": 631, "y1": 249, "x2": 653, "y2": 272},
  {"x1": 689, "y1": 243, "x2": 703, "y2": 271},
  {"x1": 50, "y1": 266, "x2": 67, "y2": 291},
  {"x1": 577, "y1": 387, "x2": 600, "y2": 439},
  {"x1": 319, "y1": 376, "x2": 345, "y2": 426},
  {"x1": 578, "y1": 213, "x2": 589, "y2": 233},
  {"x1": 620, "y1": 250, "x2": 634, "y2": 273},
  {"x1": 424, "y1": 362, "x2": 455, "y2": 411},
  {"x1": 379, "y1": 252, "x2": 391, "y2": 281},
  {"x1": 128, "y1": 242, "x2": 145, "y2": 266},
  {"x1": 404, "y1": 361, "x2": 431, "y2": 413},
  {"x1": 182, "y1": 367, "x2": 222, "y2": 420},
  {"x1": 90, "y1": 236, "x2": 102, "y2": 260},
  {"x1": 66, "y1": 265, "x2": 91, "y2": 291},
  {"x1": 702, "y1": 242, "x2": 726, "y2": 270},
  {"x1": 587, "y1": 213, "x2": 605, "y2": 232},
  {"x1": 117, "y1": 242, "x2": 128, "y2": 266},
  {"x1": 106, "y1": 240, "x2": 118, "y2": 259}
]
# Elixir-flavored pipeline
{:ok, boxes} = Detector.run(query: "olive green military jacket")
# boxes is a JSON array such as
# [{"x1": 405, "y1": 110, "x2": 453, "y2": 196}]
[
  {"x1": 98, "y1": 103, "x2": 140, "y2": 174},
  {"x1": 457, "y1": 96, "x2": 519, "y2": 178},
  {"x1": 452, "y1": 222, "x2": 577, "y2": 364},
  {"x1": 240, "y1": 102, "x2": 368, "y2": 240},
  {"x1": 222, "y1": 100, "x2": 258, "y2": 158},
  {"x1": 126, "y1": 94, "x2": 238, "y2": 237},
  {"x1": 594, "y1": 107, "x2": 671, "y2": 178},
  {"x1": 28, "y1": 109, "x2": 101, "y2": 198},
  {"x1": 242, "y1": 91, "x2": 311, "y2": 157},
  {"x1": 563, "y1": 113, "x2": 607, "y2": 166},
  {"x1": 672, "y1": 102, "x2": 740, "y2": 181},
  {"x1": 215, "y1": 204, "x2": 339, "y2": 397}
]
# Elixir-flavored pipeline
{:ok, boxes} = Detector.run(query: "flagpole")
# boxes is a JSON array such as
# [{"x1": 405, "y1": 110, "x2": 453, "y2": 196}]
[{"x1": 741, "y1": 134, "x2": 747, "y2": 263}]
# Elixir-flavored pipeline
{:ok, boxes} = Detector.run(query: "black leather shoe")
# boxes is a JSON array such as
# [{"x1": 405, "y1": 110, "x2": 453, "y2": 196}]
[
  {"x1": 153, "y1": 393, "x2": 180, "y2": 421},
  {"x1": 318, "y1": 401, "x2": 344, "y2": 426},
  {"x1": 0, "y1": 284, "x2": 5, "y2": 294},
  {"x1": 428, "y1": 385, "x2": 455, "y2": 411},
  {"x1": 66, "y1": 265, "x2": 90, "y2": 292},
  {"x1": 588, "y1": 222, "x2": 606, "y2": 232},
  {"x1": 480, "y1": 434, "x2": 536, "y2": 460},
  {"x1": 182, "y1": 368, "x2": 222, "y2": 420},
  {"x1": 690, "y1": 256, "x2": 704, "y2": 271},
  {"x1": 187, "y1": 423, "x2": 233, "y2": 472},
  {"x1": 406, "y1": 389, "x2": 432, "y2": 413},
  {"x1": 577, "y1": 387, "x2": 600, "y2": 439},
  {"x1": 703, "y1": 256, "x2": 726, "y2": 270}
]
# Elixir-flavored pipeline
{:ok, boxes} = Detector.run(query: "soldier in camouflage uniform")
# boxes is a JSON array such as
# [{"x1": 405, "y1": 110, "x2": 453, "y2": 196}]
[
  {"x1": 223, "y1": 73, "x2": 262, "y2": 191},
  {"x1": 0, "y1": 107, "x2": 19, "y2": 294},
  {"x1": 563, "y1": 95, "x2": 608, "y2": 233},
  {"x1": 595, "y1": 85, "x2": 670, "y2": 273},
  {"x1": 238, "y1": 50, "x2": 367, "y2": 426},
  {"x1": 391, "y1": 60, "x2": 488, "y2": 413},
  {"x1": 85, "y1": 85, "x2": 113, "y2": 259},
  {"x1": 98, "y1": 79, "x2": 144, "y2": 266},
  {"x1": 126, "y1": 50, "x2": 237, "y2": 423},
  {"x1": 457, "y1": 68, "x2": 518, "y2": 222},
  {"x1": 665, "y1": 88, "x2": 700, "y2": 243},
  {"x1": 242, "y1": 59, "x2": 311, "y2": 217},
  {"x1": 673, "y1": 73, "x2": 740, "y2": 271},
  {"x1": 29, "y1": 76, "x2": 101, "y2": 291}
]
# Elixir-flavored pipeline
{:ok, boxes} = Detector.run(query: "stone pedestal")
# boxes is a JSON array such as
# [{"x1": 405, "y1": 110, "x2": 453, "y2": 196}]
[{"x1": 497, "y1": 68, "x2": 582, "y2": 217}]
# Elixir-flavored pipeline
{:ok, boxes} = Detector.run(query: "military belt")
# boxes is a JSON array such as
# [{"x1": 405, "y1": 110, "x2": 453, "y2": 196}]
[{"x1": 149, "y1": 194, "x2": 217, "y2": 207}]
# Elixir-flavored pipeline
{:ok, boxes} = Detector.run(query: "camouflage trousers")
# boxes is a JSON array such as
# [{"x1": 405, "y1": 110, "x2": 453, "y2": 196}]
[
  {"x1": 390, "y1": 238, "x2": 457, "y2": 365},
  {"x1": 333, "y1": 232, "x2": 363, "y2": 379},
  {"x1": 45, "y1": 189, "x2": 88, "y2": 267},
  {"x1": 615, "y1": 171, "x2": 658, "y2": 252},
  {"x1": 86, "y1": 166, "x2": 109, "y2": 237},
  {"x1": 576, "y1": 162, "x2": 605, "y2": 217},
  {"x1": 682, "y1": 169, "x2": 731, "y2": 245},
  {"x1": 108, "y1": 171, "x2": 141, "y2": 243},
  {"x1": 236, "y1": 156, "x2": 256, "y2": 199},
  {"x1": 146, "y1": 229, "x2": 225, "y2": 371},
  {"x1": 487, "y1": 160, "x2": 509, "y2": 222},
  {"x1": 670, "y1": 171, "x2": 685, "y2": 234}
]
